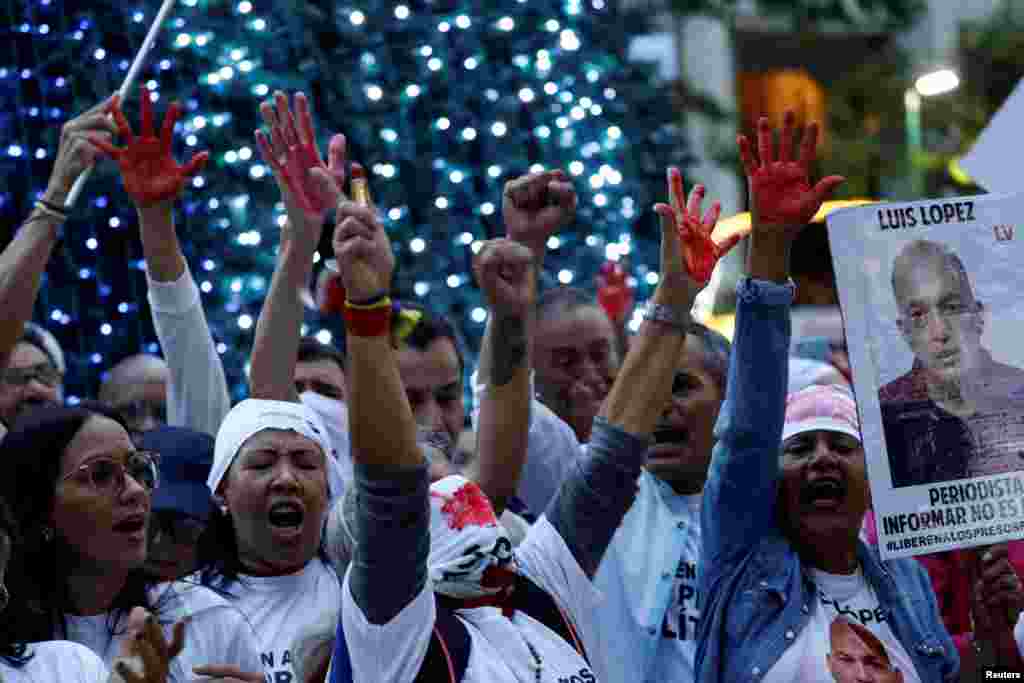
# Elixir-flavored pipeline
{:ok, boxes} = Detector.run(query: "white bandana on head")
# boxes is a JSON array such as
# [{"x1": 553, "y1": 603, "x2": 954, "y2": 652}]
[
  {"x1": 209, "y1": 398, "x2": 344, "y2": 501},
  {"x1": 327, "y1": 473, "x2": 517, "y2": 599},
  {"x1": 429, "y1": 475, "x2": 517, "y2": 599}
]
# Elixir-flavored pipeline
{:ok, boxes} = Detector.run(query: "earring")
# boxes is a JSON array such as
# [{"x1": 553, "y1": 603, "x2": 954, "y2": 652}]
[{"x1": 40, "y1": 527, "x2": 53, "y2": 542}]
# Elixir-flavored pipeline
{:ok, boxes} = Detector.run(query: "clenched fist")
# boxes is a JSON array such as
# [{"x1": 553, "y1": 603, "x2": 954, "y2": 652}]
[
  {"x1": 332, "y1": 200, "x2": 394, "y2": 302},
  {"x1": 502, "y1": 170, "x2": 576, "y2": 256},
  {"x1": 473, "y1": 238, "x2": 536, "y2": 318}
]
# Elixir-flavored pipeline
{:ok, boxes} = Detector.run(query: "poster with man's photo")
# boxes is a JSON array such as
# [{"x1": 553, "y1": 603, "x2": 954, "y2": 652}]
[{"x1": 827, "y1": 193, "x2": 1024, "y2": 560}]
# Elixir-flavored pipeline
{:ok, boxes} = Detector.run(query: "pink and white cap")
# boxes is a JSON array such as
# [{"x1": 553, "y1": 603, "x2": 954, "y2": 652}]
[{"x1": 782, "y1": 384, "x2": 861, "y2": 443}]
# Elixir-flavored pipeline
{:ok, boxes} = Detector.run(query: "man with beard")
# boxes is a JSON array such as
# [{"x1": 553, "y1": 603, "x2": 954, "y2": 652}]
[{"x1": 880, "y1": 239, "x2": 1024, "y2": 486}]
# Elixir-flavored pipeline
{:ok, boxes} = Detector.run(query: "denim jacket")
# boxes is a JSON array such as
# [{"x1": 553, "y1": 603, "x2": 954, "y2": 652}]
[{"x1": 694, "y1": 277, "x2": 959, "y2": 682}]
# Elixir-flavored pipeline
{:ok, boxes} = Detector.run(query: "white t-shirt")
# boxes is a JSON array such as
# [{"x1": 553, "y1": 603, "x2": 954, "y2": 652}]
[
  {"x1": 223, "y1": 558, "x2": 342, "y2": 682},
  {"x1": 592, "y1": 472, "x2": 702, "y2": 683},
  {"x1": 0, "y1": 641, "x2": 107, "y2": 683},
  {"x1": 63, "y1": 581, "x2": 262, "y2": 682},
  {"x1": 342, "y1": 515, "x2": 602, "y2": 683},
  {"x1": 764, "y1": 567, "x2": 922, "y2": 683}
]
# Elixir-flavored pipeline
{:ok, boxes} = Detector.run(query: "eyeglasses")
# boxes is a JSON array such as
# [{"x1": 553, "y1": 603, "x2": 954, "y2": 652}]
[
  {"x1": 113, "y1": 399, "x2": 167, "y2": 426},
  {"x1": 149, "y1": 511, "x2": 206, "y2": 546},
  {"x1": 0, "y1": 362, "x2": 62, "y2": 388},
  {"x1": 60, "y1": 451, "x2": 160, "y2": 495}
]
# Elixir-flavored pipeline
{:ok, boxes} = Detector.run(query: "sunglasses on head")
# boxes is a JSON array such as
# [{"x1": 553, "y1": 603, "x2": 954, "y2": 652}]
[{"x1": 60, "y1": 451, "x2": 160, "y2": 495}]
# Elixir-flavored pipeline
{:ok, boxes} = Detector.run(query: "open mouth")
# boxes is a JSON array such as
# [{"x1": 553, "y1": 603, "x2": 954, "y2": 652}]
[
  {"x1": 801, "y1": 478, "x2": 846, "y2": 509},
  {"x1": 649, "y1": 427, "x2": 688, "y2": 459},
  {"x1": 268, "y1": 501, "x2": 305, "y2": 529},
  {"x1": 653, "y1": 427, "x2": 688, "y2": 446}
]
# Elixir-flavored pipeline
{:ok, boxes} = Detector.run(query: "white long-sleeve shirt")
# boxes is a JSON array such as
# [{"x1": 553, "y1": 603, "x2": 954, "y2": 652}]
[{"x1": 148, "y1": 268, "x2": 231, "y2": 437}]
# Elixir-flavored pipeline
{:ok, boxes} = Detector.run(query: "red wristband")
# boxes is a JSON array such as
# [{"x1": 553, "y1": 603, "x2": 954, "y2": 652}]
[{"x1": 343, "y1": 301, "x2": 393, "y2": 337}]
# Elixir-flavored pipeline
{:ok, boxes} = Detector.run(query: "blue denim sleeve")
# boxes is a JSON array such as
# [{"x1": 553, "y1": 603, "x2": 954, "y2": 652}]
[{"x1": 701, "y1": 277, "x2": 794, "y2": 569}]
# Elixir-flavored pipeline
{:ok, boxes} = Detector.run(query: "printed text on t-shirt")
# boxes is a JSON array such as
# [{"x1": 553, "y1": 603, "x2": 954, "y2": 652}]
[{"x1": 662, "y1": 560, "x2": 700, "y2": 641}]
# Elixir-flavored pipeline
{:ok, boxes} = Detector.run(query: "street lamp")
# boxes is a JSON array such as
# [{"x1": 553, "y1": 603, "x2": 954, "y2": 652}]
[
  {"x1": 915, "y1": 68, "x2": 960, "y2": 97},
  {"x1": 906, "y1": 67, "x2": 960, "y2": 195}
]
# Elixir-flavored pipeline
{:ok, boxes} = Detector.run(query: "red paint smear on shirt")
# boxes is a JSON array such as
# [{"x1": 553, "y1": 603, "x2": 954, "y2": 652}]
[{"x1": 431, "y1": 482, "x2": 497, "y2": 531}]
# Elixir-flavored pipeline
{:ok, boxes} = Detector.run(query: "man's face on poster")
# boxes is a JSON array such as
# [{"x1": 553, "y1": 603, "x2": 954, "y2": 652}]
[
  {"x1": 895, "y1": 260, "x2": 984, "y2": 389},
  {"x1": 827, "y1": 623, "x2": 903, "y2": 683}
]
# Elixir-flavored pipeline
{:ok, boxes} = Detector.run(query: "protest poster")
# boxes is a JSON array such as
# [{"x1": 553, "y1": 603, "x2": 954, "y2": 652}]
[{"x1": 827, "y1": 193, "x2": 1024, "y2": 559}]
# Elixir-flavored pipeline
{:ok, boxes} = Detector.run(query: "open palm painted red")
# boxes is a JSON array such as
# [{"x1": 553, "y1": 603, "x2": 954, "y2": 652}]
[
  {"x1": 654, "y1": 167, "x2": 741, "y2": 286},
  {"x1": 596, "y1": 260, "x2": 635, "y2": 322},
  {"x1": 90, "y1": 87, "x2": 209, "y2": 207},
  {"x1": 738, "y1": 111, "x2": 844, "y2": 230},
  {"x1": 255, "y1": 91, "x2": 346, "y2": 220}
]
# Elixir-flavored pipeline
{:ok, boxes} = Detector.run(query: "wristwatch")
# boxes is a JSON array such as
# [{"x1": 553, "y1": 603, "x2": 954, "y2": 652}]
[{"x1": 642, "y1": 302, "x2": 691, "y2": 334}]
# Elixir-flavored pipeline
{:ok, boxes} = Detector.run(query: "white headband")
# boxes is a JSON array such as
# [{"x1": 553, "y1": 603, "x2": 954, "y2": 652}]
[{"x1": 209, "y1": 399, "x2": 343, "y2": 500}]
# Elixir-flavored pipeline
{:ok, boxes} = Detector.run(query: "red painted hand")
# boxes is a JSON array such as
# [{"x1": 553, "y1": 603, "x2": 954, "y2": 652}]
[
  {"x1": 738, "y1": 111, "x2": 844, "y2": 231},
  {"x1": 255, "y1": 91, "x2": 345, "y2": 220},
  {"x1": 317, "y1": 267, "x2": 347, "y2": 316},
  {"x1": 653, "y1": 167, "x2": 738, "y2": 286},
  {"x1": 90, "y1": 87, "x2": 209, "y2": 207},
  {"x1": 596, "y1": 261, "x2": 635, "y2": 323}
]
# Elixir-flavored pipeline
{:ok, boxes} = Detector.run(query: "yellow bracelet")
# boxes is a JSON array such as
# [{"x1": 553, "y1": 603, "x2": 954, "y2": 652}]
[{"x1": 345, "y1": 296, "x2": 392, "y2": 311}]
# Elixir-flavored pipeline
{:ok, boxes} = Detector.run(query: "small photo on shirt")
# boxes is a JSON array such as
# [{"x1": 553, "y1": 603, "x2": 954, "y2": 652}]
[{"x1": 827, "y1": 617, "x2": 904, "y2": 683}]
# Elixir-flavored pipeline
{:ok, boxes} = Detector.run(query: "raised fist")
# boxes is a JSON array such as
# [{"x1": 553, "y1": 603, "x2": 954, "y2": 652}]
[
  {"x1": 332, "y1": 200, "x2": 394, "y2": 302},
  {"x1": 473, "y1": 238, "x2": 537, "y2": 317},
  {"x1": 502, "y1": 170, "x2": 576, "y2": 254}
]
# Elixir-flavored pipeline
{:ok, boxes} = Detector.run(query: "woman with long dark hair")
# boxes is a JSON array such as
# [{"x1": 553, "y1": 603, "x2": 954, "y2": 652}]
[
  {"x1": 0, "y1": 402, "x2": 262, "y2": 681},
  {"x1": 0, "y1": 491, "x2": 187, "y2": 682}
]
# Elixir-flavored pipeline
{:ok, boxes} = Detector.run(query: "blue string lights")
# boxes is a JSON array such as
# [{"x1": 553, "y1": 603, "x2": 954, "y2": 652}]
[{"x1": 1, "y1": 0, "x2": 689, "y2": 401}]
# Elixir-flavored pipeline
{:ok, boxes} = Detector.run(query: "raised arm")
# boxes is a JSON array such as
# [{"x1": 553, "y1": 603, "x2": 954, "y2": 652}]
[
  {"x1": 249, "y1": 91, "x2": 346, "y2": 402},
  {"x1": 545, "y1": 168, "x2": 743, "y2": 577},
  {"x1": 702, "y1": 112, "x2": 844, "y2": 564},
  {"x1": 464, "y1": 238, "x2": 536, "y2": 516},
  {"x1": 0, "y1": 97, "x2": 115, "y2": 371},
  {"x1": 469, "y1": 170, "x2": 582, "y2": 515},
  {"x1": 333, "y1": 169, "x2": 429, "y2": 630},
  {"x1": 92, "y1": 87, "x2": 226, "y2": 435}
]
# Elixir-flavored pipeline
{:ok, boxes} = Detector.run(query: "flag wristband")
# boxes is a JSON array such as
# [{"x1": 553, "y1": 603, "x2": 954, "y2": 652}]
[
  {"x1": 344, "y1": 295, "x2": 392, "y2": 336},
  {"x1": 347, "y1": 293, "x2": 391, "y2": 310}
]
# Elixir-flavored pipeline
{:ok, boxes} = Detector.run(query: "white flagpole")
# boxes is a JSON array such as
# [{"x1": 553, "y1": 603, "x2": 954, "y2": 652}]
[{"x1": 63, "y1": 0, "x2": 178, "y2": 208}]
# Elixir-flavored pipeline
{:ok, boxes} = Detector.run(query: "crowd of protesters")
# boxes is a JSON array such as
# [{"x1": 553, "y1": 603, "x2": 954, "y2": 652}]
[{"x1": 0, "y1": 77, "x2": 1022, "y2": 683}]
